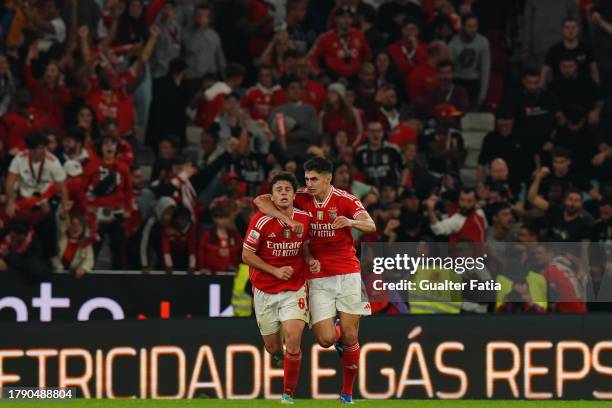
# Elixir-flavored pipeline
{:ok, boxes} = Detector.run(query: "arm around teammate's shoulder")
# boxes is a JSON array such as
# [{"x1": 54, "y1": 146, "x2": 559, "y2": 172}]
[{"x1": 253, "y1": 194, "x2": 304, "y2": 234}]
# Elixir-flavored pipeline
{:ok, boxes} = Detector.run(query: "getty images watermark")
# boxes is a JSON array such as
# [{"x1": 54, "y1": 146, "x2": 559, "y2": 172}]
[
  {"x1": 360, "y1": 242, "x2": 612, "y2": 305},
  {"x1": 371, "y1": 251, "x2": 495, "y2": 292}
]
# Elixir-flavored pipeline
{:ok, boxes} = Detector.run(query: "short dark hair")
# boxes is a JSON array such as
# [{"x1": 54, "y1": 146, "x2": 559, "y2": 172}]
[
  {"x1": 365, "y1": 119, "x2": 384, "y2": 129},
  {"x1": 25, "y1": 131, "x2": 48, "y2": 150},
  {"x1": 489, "y1": 182, "x2": 510, "y2": 199},
  {"x1": 225, "y1": 63, "x2": 246, "y2": 80},
  {"x1": 522, "y1": 67, "x2": 541, "y2": 79},
  {"x1": 195, "y1": 3, "x2": 210, "y2": 13},
  {"x1": 226, "y1": 91, "x2": 241, "y2": 101},
  {"x1": 159, "y1": 135, "x2": 181, "y2": 150},
  {"x1": 168, "y1": 58, "x2": 188, "y2": 76},
  {"x1": 270, "y1": 171, "x2": 298, "y2": 193},
  {"x1": 599, "y1": 197, "x2": 612, "y2": 207},
  {"x1": 461, "y1": 13, "x2": 478, "y2": 27},
  {"x1": 552, "y1": 146, "x2": 571, "y2": 160},
  {"x1": 100, "y1": 116, "x2": 118, "y2": 131},
  {"x1": 564, "y1": 187, "x2": 583, "y2": 199},
  {"x1": 562, "y1": 17, "x2": 578, "y2": 26},
  {"x1": 496, "y1": 108, "x2": 514, "y2": 120},
  {"x1": 402, "y1": 16, "x2": 421, "y2": 29},
  {"x1": 287, "y1": 0, "x2": 307, "y2": 14},
  {"x1": 437, "y1": 59, "x2": 454, "y2": 70},
  {"x1": 281, "y1": 74, "x2": 301, "y2": 90},
  {"x1": 490, "y1": 202, "x2": 511, "y2": 218},
  {"x1": 211, "y1": 205, "x2": 230, "y2": 219},
  {"x1": 171, "y1": 204, "x2": 193, "y2": 234},
  {"x1": 460, "y1": 187, "x2": 476, "y2": 196},
  {"x1": 428, "y1": 42, "x2": 446, "y2": 58},
  {"x1": 64, "y1": 127, "x2": 85, "y2": 144},
  {"x1": 358, "y1": 3, "x2": 377, "y2": 24},
  {"x1": 304, "y1": 156, "x2": 334, "y2": 175},
  {"x1": 283, "y1": 49, "x2": 304, "y2": 60}
]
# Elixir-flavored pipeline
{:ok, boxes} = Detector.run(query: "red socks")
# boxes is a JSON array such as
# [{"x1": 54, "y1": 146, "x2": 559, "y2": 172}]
[
  {"x1": 283, "y1": 350, "x2": 302, "y2": 397},
  {"x1": 341, "y1": 342, "x2": 360, "y2": 396}
]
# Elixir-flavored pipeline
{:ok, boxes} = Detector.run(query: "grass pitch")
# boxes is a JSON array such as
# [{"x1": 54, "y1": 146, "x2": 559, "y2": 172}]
[{"x1": 0, "y1": 400, "x2": 607, "y2": 407}]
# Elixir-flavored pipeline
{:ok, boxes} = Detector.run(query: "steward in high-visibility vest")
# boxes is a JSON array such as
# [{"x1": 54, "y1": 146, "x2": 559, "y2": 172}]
[
  {"x1": 231, "y1": 263, "x2": 253, "y2": 317},
  {"x1": 409, "y1": 267, "x2": 462, "y2": 314},
  {"x1": 495, "y1": 271, "x2": 547, "y2": 311}
]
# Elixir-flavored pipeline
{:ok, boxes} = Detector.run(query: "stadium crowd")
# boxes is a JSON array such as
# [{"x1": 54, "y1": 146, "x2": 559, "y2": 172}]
[{"x1": 0, "y1": 0, "x2": 611, "y2": 313}]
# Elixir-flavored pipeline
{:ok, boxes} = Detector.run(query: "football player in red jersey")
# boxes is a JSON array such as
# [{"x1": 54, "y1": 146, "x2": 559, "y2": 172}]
[
  {"x1": 242, "y1": 172, "x2": 320, "y2": 404},
  {"x1": 254, "y1": 157, "x2": 376, "y2": 403}
]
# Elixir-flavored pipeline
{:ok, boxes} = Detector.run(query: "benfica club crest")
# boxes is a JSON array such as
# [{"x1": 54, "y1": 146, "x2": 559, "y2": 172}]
[
  {"x1": 317, "y1": 211, "x2": 324, "y2": 221},
  {"x1": 284, "y1": 229, "x2": 291, "y2": 239},
  {"x1": 328, "y1": 207, "x2": 337, "y2": 220}
]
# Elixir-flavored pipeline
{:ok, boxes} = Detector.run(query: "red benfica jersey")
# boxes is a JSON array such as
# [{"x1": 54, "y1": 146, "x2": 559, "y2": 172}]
[
  {"x1": 308, "y1": 29, "x2": 372, "y2": 78},
  {"x1": 302, "y1": 80, "x2": 326, "y2": 112},
  {"x1": 83, "y1": 157, "x2": 132, "y2": 212},
  {"x1": 244, "y1": 209, "x2": 311, "y2": 294},
  {"x1": 294, "y1": 186, "x2": 367, "y2": 279},
  {"x1": 24, "y1": 64, "x2": 71, "y2": 129},
  {"x1": 241, "y1": 84, "x2": 286, "y2": 121},
  {"x1": 85, "y1": 71, "x2": 136, "y2": 137},
  {"x1": 388, "y1": 41, "x2": 428, "y2": 76}
]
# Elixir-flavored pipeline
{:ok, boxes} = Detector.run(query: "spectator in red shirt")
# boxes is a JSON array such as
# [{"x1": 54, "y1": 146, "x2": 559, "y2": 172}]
[
  {"x1": 320, "y1": 82, "x2": 362, "y2": 147},
  {"x1": 241, "y1": 65, "x2": 286, "y2": 121},
  {"x1": 247, "y1": 0, "x2": 274, "y2": 60},
  {"x1": 0, "y1": 90, "x2": 46, "y2": 155},
  {"x1": 198, "y1": 206, "x2": 243, "y2": 274},
  {"x1": 387, "y1": 18, "x2": 428, "y2": 86},
  {"x1": 406, "y1": 40, "x2": 449, "y2": 106},
  {"x1": 23, "y1": 44, "x2": 71, "y2": 130},
  {"x1": 295, "y1": 54, "x2": 326, "y2": 111},
  {"x1": 84, "y1": 134, "x2": 133, "y2": 270},
  {"x1": 161, "y1": 203, "x2": 197, "y2": 273},
  {"x1": 308, "y1": 6, "x2": 372, "y2": 79}
]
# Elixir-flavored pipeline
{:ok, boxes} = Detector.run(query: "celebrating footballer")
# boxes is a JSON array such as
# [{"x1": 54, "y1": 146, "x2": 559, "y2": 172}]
[{"x1": 253, "y1": 157, "x2": 376, "y2": 404}]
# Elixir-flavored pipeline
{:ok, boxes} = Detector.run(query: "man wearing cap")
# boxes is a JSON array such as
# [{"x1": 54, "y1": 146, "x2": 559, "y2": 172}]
[
  {"x1": 478, "y1": 110, "x2": 525, "y2": 197},
  {"x1": 421, "y1": 103, "x2": 465, "y2": 175},
  {"x1": 308, "y1": 6, "x2": 372, "y2": 79}
]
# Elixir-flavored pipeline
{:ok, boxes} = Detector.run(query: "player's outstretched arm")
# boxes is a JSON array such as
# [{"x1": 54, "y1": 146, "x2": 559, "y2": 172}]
[
  {"x1": 242, "y1": 248, "x2": 293, "y2": 280},
  {"x1": 253, "y1": 194, "x2": 304, "y2": 234}
]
